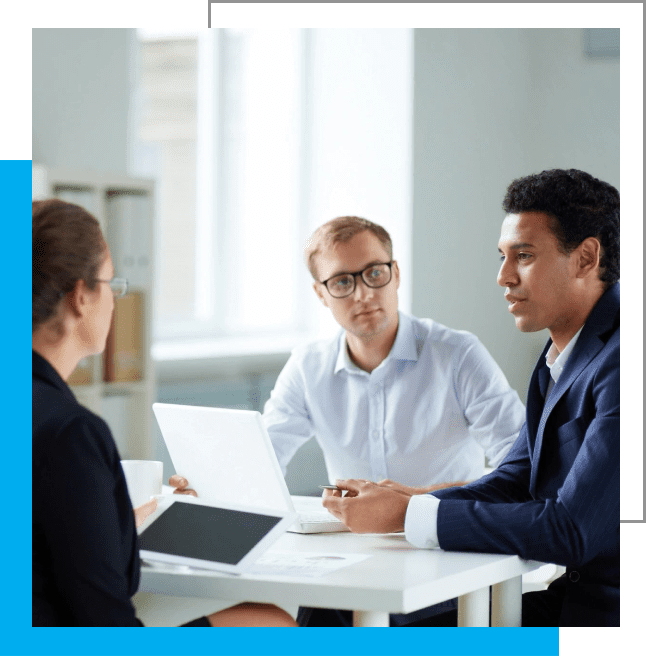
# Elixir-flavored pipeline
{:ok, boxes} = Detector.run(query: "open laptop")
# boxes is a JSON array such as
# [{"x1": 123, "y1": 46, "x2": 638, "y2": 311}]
[{"x1": 152, "y1": 403, "x2": 349, "y2": 533}]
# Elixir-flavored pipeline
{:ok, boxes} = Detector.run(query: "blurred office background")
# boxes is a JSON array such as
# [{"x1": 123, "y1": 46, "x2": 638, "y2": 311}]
[{"x1": 32, "y1": 28, "x2": 619, "y2": 496}]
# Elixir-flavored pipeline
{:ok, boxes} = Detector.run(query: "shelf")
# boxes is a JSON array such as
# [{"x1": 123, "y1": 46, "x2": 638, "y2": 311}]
[
  {"x1": 33, "y1": 164, "x2": 156, "y2": 461},
  {"x1": 102, "y1": 381, "x2": 149, "y2": 396}
]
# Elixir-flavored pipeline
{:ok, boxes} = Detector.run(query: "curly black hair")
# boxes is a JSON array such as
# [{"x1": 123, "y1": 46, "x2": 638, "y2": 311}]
[{"x1": 502, "y1": 169, "x2": 619, "y2": 286}]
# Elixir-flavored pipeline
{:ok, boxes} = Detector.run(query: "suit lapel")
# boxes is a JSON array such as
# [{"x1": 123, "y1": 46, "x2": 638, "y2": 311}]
[
  {"x1": 528, "y1": 283, "x2": 620, "y2": 495},
  {"x1": 525, "y1": 345, "x2": 550, "y2": 458}
]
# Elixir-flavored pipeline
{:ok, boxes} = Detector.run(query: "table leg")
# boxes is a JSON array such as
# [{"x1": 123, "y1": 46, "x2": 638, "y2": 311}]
[
  {"x1": 457, "y1": 587, "x2": 490, "y2": 627},
  {"x1": 491, "y1": 575, "x2": 522, "y2": 626},
  {"x1": 352, "y1": 610, "x2": 389, "y2": 627}
]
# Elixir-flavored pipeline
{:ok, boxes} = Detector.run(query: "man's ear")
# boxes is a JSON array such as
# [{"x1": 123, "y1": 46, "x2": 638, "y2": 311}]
[
  {"x1": 576, "y1": 237, "x2": 602, "y2": 279},
  {"x1": 313, "y1": 281, "x2": 329, "y2": 308},
  {"x1": 392, "y1": 260, "x2": 401, "y2": 289}
]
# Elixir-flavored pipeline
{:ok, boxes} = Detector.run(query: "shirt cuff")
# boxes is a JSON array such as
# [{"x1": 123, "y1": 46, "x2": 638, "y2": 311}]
[{"x1": 404, "y1": 493, "x2": 441, "y2": 549}]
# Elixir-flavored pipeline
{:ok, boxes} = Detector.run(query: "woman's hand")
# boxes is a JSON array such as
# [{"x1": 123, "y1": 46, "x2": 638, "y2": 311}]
[
  {"x1": 133, "y1": 498, "x2": 158, "y2": 528},
  {"x1": 168, "y1": 474, "x2": 198, "y2": 497}
]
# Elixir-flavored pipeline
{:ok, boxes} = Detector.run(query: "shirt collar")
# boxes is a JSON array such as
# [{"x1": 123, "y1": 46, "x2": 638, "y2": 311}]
[
  {"x1": 334, "y1": 312, "x2": 418, "y2": 374},
  {"x1": 545, "y1": 325, "x2": 584, "y2": 384}
]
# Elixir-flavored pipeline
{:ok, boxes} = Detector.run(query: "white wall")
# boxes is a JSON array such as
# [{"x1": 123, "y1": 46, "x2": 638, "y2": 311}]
[
  {"x1": 527, "y1": 30, "x2": 619, "y2": 186},
  {"x1": 411, "y1": 29, "x2": 619, "y2": 400},
  {"x1": 32, "y1": 28, "x2": 133, "y2": 174}
]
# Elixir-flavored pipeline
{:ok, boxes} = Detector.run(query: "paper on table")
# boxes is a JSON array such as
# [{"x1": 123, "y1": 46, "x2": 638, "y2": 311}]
[
  {"x1": 248, "y1": 551, "x2": 370, "y2": 578},
  {"x1": 142, "y1": 551, "x2": 370, "y2": 578}
]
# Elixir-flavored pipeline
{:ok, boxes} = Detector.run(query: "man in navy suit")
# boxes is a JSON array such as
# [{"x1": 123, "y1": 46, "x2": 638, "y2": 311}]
[{"x1": 323, "y1": 169, "x2": 620, "y2": 627}]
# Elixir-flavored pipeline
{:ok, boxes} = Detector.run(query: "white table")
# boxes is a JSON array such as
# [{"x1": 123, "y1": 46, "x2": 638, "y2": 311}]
[{"x1": 140, "y1": 530, "x2": 544, "y2": 627}]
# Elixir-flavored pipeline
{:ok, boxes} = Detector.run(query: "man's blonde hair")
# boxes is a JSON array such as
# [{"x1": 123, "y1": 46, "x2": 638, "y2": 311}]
[{"x1": 304, "y1": 216, "x2": 393, "y2": 280}]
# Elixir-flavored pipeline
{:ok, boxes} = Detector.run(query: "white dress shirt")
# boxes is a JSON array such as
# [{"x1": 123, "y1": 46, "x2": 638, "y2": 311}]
[
  {"x1": 263, "y1": 312, "x2": 525, "y2": 487},
  {"x1": 545, "y1": 326, "x2": 583, "y2": 393},
  {"x1": 406, "y1": 326, "x2": 584, "y2": 549}
]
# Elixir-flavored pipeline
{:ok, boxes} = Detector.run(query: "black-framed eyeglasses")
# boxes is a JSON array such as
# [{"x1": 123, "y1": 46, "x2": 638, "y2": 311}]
[
  {"x1": 94, "y1": 277, "x2": 129, "y2": 298},
  {"x1": 320, "y1": 262, "x2": 393, "y2": 299}
]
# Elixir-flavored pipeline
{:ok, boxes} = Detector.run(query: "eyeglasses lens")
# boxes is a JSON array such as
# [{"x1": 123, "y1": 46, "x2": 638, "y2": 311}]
[
  {"x1": 327, "y1": 264, "x2": 391, "y2": 298},
  {"x1": 109, "y1": 279, "x2": 128, "y2": 298}
]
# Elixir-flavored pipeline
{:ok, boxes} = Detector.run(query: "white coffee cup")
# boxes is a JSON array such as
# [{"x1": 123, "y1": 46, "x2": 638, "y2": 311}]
[{"x1": 120, "y1": 460, "x2": 164, "y2": 508}]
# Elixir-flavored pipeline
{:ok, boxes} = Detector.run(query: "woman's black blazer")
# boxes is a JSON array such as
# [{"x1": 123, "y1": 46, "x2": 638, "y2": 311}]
[{"x1": 32, "y1": 350, "x2": 143, "y2": 626}]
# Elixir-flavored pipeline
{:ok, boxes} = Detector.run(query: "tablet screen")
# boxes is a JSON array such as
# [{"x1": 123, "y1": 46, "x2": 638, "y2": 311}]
[{"x1": 138, "y1": 501, "x2": 283, "y2": 566}]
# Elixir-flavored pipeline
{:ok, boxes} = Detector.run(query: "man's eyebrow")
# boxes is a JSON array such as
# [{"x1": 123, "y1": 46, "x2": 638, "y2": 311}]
[
  {"x1": 498, "y1": 242, "x2": 535, "y2": 253},
  {"x1": 327, "y1": 259, "x2": 387, "y2": 278}
]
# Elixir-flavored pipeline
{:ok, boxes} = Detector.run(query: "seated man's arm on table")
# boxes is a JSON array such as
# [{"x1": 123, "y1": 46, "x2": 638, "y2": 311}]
[
  {"x1": 375, "y1": 479, "x2": 472, "y2": 495},
  {"x1": 324, "y1": 430, "x2": 533, "y2": 542},
  {"x1": 403, "y1": 430, "x2": 534, "y2": 548},
  {"x1": 415, "y1": 349, "x2": 619, "y2": 567}
]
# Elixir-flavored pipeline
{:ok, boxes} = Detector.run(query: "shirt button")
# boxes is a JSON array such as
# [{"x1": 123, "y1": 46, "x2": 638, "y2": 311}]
[{"x1": 569, "y1": 571, "x2": 580, "y2": 583}]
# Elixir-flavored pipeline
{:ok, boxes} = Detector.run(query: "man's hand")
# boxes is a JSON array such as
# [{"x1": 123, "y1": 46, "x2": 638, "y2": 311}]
[
  {"x1": 377, "y1": 479, "x2": 429, "y2": 495},
  {"x1": 133, "y1": 498, "x2": 158, "y2": 528},
  {"x1": 322, "y1": 479, "x2": 412, "y2": 533},
  {"x1": 168, "y1": 474, "x2": 198, "y2": 497},
  {"x1": 378, "y1": 478, "x2": 470, "y2": 495},
  {"x1": 321, "y1": 485, "x2": 353, "y2": 499}
]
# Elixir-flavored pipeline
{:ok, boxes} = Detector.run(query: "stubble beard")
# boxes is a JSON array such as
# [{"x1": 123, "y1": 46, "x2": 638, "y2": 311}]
[{"x1": 347, "y1": 309, "x2": 391, "y2": 341}]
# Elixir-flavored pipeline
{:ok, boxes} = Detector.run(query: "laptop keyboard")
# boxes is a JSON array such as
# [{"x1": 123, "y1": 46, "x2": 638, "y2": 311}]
[{"x1": 298, "y1": 512, "x2": 343, "y2": 524}]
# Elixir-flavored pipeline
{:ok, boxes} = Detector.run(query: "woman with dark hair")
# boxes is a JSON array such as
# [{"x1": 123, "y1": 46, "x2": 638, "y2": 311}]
[{"x1": 32, "y1": 199, "x2": 297, "y2": 627}]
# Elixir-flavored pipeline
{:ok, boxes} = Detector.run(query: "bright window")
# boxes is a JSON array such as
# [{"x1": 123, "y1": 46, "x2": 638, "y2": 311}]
[
  {"x1": 135, "y1": 29, "x2": 307, "y2": 345},
  {"x1": 133, "y1": 29, "x2": 413, "y2": 360}
]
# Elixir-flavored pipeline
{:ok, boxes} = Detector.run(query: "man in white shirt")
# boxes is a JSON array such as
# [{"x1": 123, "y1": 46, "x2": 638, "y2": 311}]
[
  {"x1": 264, "y1": 216, "x2": 525, "y2": 493},
  {"x1": 323, "y1": 170, "x2": 620, "y2": 626},
  {"x1": 263, "y1": 216, "x2": 525, "y2": 627}
]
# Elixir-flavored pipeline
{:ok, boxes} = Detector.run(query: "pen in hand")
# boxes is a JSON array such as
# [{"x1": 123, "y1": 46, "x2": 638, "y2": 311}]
[{"x1": 319, "y1": 485, "x2": 341, "y2": 491}]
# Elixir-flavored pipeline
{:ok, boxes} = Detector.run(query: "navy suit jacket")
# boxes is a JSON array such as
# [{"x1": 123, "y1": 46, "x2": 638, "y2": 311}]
[{"x1": 433, "y1": 283, "x2": 620, "y2": 626}]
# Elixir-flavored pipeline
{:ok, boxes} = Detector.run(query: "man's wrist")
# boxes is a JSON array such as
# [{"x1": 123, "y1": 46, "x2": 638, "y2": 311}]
[
  {"x1": 425, "y1": 480, "x2": 468, "y2": 493},
  {"x1": 398, "y1": 493, "x2": 413, "y2": 532}
]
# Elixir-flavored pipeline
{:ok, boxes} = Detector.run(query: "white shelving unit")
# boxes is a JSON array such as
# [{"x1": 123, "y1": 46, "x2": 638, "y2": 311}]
[{"x1": 33, "y1": 164, "x2": 157, "y2": 460}]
